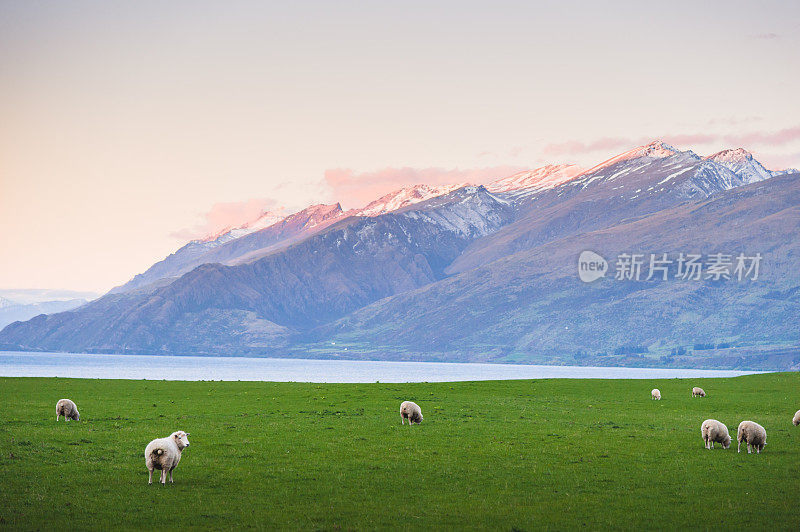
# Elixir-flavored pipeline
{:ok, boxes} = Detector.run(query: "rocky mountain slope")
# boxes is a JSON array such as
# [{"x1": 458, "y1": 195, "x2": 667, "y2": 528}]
[{"x1": 316, "y1": 172, "x2": 800, "y2": 369}]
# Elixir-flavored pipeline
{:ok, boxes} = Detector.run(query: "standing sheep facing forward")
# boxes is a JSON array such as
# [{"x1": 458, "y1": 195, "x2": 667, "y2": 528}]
[
  {"x1": 701, "y1": 419, "x2": 730, "y2": 449},
  {"x1": 692, "y1": 387, "x2": 706, "y2": 397},
  {"x1": 793, "y1": 410, "x2": 800, "y2": 426},
  {"x1": 145, "y1": 431, "x2": 190, "y2": 484},
  {"x1": 400, "y1": 401, "x2": 423, "y2": 425},
  {"x1": 55, "y1": 399, "x2": 80, "y2": 421},
  {"x1": 651, "y1": 389, "x2": 661, "y2": 400},
  {"x1": 737, "y1": 421, "x2": 766, "y2": 454}
]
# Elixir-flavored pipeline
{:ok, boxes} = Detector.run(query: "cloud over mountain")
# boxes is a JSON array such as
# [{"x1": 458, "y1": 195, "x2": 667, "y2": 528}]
[
  {"x1": 324, "y1": 166, "x2": 525, "y2": 208},
  {"x1": 542, "y1": 126, "x2": 800, "y2": 168},
  {"x1": 171, "y1": 199, "x2": 289, "y2": 241}
]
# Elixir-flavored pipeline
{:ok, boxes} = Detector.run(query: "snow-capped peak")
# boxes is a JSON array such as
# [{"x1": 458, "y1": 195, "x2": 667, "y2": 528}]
[
  {"x1": 295, "y1": 203, "x2": 344, "y2": 229},
  {"x1": 635, "y1": 140, "x2": 680, "y2": 158},
  {"x1": 582, "y1": 140, "x2": 684, "y2": 176},
  {"x1": 704, "y1": 148, "x2": 774, "y2": 184},
  {"x1": 486, "y1": 164, "x2": 585, "y2": 193},
  {"x1": 353, "y1": 183, "x2": 468, "y2": 217},
  {"x1": 705, "y1": 148, "x2": 754, "y2": 164},
  {"x1": 199, "y1": 210, "x2": 286, "y2": 244}
]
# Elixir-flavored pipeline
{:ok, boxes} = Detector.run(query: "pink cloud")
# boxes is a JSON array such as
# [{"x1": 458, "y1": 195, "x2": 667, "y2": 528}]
[
  {"x1": 543, "y1": 126, "x2": 800, "y2": 158},
  {"x1": 722, "y1": 126, "x2": 800, "y2": 147},
  {"x1": 324, "y1": 165, "x2": 526, "y2": 208},
  {"x1": 171, "y1": 198, "x2": 286, "y2": 241}
]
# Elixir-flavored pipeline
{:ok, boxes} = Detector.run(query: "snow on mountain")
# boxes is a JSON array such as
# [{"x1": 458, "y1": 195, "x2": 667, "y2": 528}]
[
  {"x1": 200, "y1": 210, "x2": 287, "y2": 244},
  {"x1": 568, "y1": 141, "x2": 695, "y2": 190},
  {"x1": 680, "y1": 161, "x2": 743, "y2": 197},
  {"x1": 392, "y1": 186, "x2": 513, "y2": 240},
  {"x1": 485, "y1": 164, "x2": 584, "y2": 198},
  {"x1": 110, "y1": 139, "x2": 794, "y2": 297},
  {"x1": 582, "y1": 140, "x2": 687, "y2": 176},
  {"x1": 549, "y1": 140, "x2": 756, "y2": 202},
  {"x1": 352, "y1": 183, "x2": 468, "y2": 217},
  {"x1": 704, "y1": 148, "x2": 776, "y2": 184}
]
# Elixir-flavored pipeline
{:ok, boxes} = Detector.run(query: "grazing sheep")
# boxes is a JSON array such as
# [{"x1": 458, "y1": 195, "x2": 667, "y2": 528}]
[
  {"x1": 55, "y1": 399, "x2": 80, "y2": 421},
  {"x1": 793, "y1": 410, "x2": 800, "y2": 426},
  {"x1": 145, "y1": 431, "x2": 190, "y2": 484},
  {"x1": 651, "y1": 389, "x2": 661, "y2": 400},
  {"x1": 701, "y1": 419, "x2": 730, "y2": 450},
  {"x1": 400, "y1": 401, "x2": 423, "y2": 426},
  {"x1": 692, "y1": 387, "x2": 706, "y2": 398},
  {"x1": 737, "y1": 421, "x2": 766, "y2": 454}
]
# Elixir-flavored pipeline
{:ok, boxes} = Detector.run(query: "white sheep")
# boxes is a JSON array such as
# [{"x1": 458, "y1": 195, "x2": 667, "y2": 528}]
[
  {"x1": 145, "y1": 431, "x2": 190, "y2": 484},
  {"x1": 692, "y1": 387, "x2": 706, "y2": 398},
  {"x1": 700, "y1": 419, "x2": 730, "y2": 449},
  {"x1": 651, "y1": 388, "x2": 661, "y2": 400},
  {"x1": 55, "y1": 399, "x2": 80, "y2": 421},
  {"x1": 737, "y1": 421, "x2": 766, "y2": 454},
  {"x1": 793, "y1": 410, "x2": 800, "y2": 426},
  {"x1": 400, "y1": 401, "x2": 423, "y2": 425}
]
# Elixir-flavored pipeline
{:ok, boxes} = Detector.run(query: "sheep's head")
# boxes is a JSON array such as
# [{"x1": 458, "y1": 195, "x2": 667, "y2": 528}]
[
  {"x1": 172, "y1": 431, "x2": 190, "y2": 450},
  {"x1": 721, "y1": 435, "x2": 731, "y2": 449},
  {"x1": 74, "y1": 411, "x2": 80, "y2": 421}
]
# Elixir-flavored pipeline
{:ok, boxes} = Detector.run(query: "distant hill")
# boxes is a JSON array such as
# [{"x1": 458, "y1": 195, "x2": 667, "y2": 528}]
[{"x1": 0, "y1": 298, "x2": 90, "y2": 330}]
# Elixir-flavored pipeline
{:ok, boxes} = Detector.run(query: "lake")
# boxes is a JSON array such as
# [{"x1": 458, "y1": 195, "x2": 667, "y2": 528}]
[{"x1": 0, "y1": 351, "x2": 763, "y2": 382}]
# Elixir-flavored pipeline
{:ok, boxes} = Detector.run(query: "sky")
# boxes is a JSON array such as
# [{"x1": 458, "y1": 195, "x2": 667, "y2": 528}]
[{"x1": 1, "y1": 0, "x2": 799, "y2": 292}]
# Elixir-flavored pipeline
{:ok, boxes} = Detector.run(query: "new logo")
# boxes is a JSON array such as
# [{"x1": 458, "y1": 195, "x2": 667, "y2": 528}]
[{"x1": 578, "y1": 251, "x2": 608, "y2": 283}]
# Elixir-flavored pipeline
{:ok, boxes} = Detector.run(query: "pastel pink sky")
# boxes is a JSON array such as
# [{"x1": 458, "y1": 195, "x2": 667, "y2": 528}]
[{"x1": 1, "y1": 1, "x2": 799, "y2": 292}]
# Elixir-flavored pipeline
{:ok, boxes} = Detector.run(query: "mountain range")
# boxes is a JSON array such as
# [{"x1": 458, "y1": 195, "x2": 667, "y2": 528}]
[
  {"x1": 2, "y1": 141, "x2": 798, "y2": 370},
  {"x1": 0, "y1": 290, "x2": 96, "y2": 330}
]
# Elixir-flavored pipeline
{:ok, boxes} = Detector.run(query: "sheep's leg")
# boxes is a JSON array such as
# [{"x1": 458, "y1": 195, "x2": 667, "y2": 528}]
[
  {"x1": 737, "y1": 441, "x2": 741, "y2": 453},
  {"x1": 148, "y1": 469, "x2": 153, "y2": 484},
  {"x1": 169, "y1": 469, "x2": 174, "y2": 483},
  {"x1": 160, "y1": 469, "x2": 166, "y2": 484},
  {"x1": 747, "y1": 443, "x2": 752, "y2": 454},
  {"x1": 401, "y1": 416, "x2": 404, "y2": 425}
]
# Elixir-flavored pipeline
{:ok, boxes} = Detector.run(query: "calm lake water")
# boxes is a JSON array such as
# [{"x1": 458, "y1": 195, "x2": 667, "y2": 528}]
[{"x1": 0, "y1": 351, "x2": 762, "y2": 382}]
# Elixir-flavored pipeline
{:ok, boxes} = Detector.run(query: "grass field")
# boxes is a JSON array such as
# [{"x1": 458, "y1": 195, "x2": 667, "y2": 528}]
[{"x1": 1, "y1": 373, "x2": 799, "y2": 530}]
